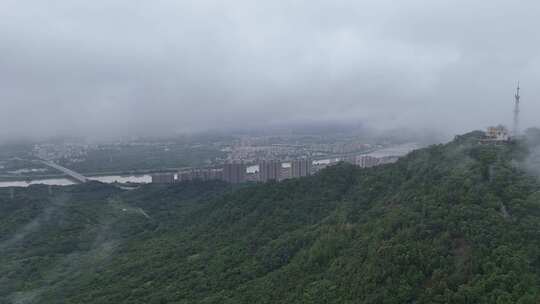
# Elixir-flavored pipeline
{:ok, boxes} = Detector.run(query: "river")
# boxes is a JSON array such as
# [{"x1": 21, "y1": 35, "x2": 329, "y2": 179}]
[{"x1": 0, "y1": 174, "x2": 152, "y2": 188}]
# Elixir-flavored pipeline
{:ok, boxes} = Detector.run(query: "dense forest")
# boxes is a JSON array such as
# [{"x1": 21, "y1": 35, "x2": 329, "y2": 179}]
[{"x1": 1, "y1": 131, "x2": 540, "y2": 303}]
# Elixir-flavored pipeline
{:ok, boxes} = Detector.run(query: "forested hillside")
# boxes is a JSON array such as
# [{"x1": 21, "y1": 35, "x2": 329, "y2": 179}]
[{"x1": 1, "y1": 131, "x2": 540, "y2": 304}]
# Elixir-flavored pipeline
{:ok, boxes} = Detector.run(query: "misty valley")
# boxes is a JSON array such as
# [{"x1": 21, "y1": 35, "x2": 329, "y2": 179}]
[
  {"x1": 1, "y1": 130, "x2": 540, "y2": 303},
  {"x1": 2, "y1": 1, "x2": 540, "y2": 302}
]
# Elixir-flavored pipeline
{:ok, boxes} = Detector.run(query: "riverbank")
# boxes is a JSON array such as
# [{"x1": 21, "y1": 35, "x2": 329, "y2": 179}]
[
  {"x1": 0, "y1": 168, "x2": 181, "y2": 183},
  {"x1": 0, "y1": 173, "x2": 154, "y2": 188}
]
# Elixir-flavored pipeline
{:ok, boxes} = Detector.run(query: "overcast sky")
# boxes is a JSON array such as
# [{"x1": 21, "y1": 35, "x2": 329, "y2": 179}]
[{"x1": 1, "y1": 0, "x2": 539, "y2": 140}]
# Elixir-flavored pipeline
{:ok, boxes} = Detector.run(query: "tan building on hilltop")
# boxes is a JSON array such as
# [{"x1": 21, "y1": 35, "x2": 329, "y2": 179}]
[{"x1": 483, "y1": 125, "x2": 510, "y2": 143}]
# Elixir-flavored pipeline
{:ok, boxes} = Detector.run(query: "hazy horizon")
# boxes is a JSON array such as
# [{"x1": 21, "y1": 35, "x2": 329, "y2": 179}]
[{"x1": 1, "y1": 0, "x2": 538, "y2": 141}]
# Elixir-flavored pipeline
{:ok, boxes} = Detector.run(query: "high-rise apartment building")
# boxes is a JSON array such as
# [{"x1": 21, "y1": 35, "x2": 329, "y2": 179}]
[
  {"x1": 259, "y1": 161, "x2": 282, "y2": 182},
  {"x1": 178, "y1": 168, "x2": 223, "y2": 182},
  {"x1": 291, "y1": 159, "x2": 312, "y2": 178},
  {"x1": 222, "y1": 163, "x2": 246, "y2": 184},
  {"x1": 151, "y1": 173, "x2": 175, "y2": 184},
  {"x1": 358, "y1": 155, "x2": 379, "y2": 168}
]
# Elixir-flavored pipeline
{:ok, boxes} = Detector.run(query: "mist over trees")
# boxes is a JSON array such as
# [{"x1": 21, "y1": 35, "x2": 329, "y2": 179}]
[{"x1": 1, "y1": 131, "x2": 540, "y2": 303}]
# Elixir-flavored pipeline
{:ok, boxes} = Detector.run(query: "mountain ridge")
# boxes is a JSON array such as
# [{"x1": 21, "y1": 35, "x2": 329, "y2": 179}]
[{"x1": 1, "y1": 131, "x2": 540, "y2": 304}]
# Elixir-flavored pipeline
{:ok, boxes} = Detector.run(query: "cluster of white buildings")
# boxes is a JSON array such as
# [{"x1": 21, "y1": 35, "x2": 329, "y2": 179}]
[
  {"x1": 345, "y1": 155, "x2": 400, "y2": 168},
  {"x1": 33, "y1": 143, "x2": 90, "y2": 162}
]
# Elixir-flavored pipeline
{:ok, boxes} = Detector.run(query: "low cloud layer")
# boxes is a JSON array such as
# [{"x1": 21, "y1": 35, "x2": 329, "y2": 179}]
[{"x1": 1, "y1": 0, "x2": 539, "y2": 140}]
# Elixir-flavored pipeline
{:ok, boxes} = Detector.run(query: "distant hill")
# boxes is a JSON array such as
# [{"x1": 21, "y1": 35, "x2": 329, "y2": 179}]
[{"x1": 1, "y1": 131, "x2": 539, "y2": 304}]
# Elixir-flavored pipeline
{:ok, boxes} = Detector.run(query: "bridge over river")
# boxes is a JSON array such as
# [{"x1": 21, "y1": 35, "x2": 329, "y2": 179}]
[{"x1": 40, "y1": 160, "x2": 88, "y2": 183}]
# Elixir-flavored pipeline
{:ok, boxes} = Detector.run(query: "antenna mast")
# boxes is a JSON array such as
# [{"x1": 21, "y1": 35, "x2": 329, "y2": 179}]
[{"x1": 513, "y1": 82, "x2": 520, "y2": 137}]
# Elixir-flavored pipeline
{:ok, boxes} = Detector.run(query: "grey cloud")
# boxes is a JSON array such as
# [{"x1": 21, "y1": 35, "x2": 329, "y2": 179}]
[{"x1": 1, "y1": 0, "x2": 539, "y2": 140}]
